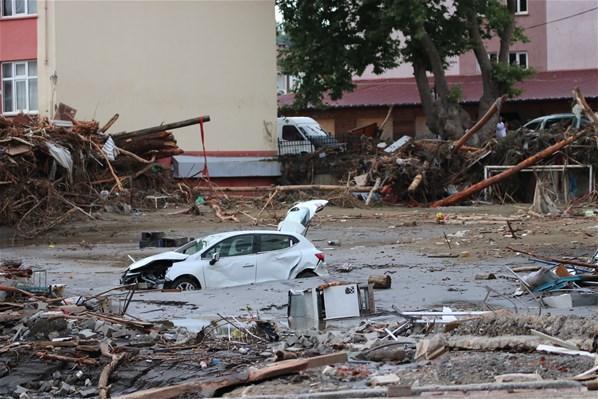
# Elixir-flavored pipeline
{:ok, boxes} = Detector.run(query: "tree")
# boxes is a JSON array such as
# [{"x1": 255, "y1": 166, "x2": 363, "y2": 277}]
[{"x1": 278, "y1": 0, "x2": 531, "y2": 140}]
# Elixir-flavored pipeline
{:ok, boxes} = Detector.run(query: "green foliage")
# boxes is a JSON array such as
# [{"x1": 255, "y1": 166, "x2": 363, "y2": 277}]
[
  {"x1": 492, "y1": 63, "x2": 534, "y2": 97},
  {"x1": 278, "y1": 0, "x2": 531, "y2": 109},
  {"x1": 447, "y1": 86, "x2": 463, "y2": 104}
]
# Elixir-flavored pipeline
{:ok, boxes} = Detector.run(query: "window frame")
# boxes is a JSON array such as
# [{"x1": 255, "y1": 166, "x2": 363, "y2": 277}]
[
  {"x1": 257, "y1": 233, "x2": 298, "y2": 253},
  {"x1": 1, "y1": 0, "x2": 37, "y2": 18},
  {"x1": 1, "y1": 60, "x2": 38, "y2": 115},
  {"x1": 515, "y1": 0, "x2": 528, "y2": 15},
  {"x1": 201, "y1": 234, "x2": 257, "y2": 259},
  {"x1": 282, "y1": 125, "x2": 306, "y2": 141}
]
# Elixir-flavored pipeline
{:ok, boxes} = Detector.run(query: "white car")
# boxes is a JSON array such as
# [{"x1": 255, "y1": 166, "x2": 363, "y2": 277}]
[{"x1": 120, "y1": 200, "x2": 328, "y2": 290}]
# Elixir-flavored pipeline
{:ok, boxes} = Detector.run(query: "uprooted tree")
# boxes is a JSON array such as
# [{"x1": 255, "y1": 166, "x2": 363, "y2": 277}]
[{"x1": 278, "y1": 0, "x2": 533, "y2": 141}]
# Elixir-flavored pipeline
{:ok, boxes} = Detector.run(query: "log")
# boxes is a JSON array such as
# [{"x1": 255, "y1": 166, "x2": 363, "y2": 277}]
[
  {"x1": 99, "y1": 113, "x2": 119, "y2": 133},
  {"x1": 431, "y1": 129, "x2": 588, "y2": 207},
  {"x1": 368, "y1": 275, "x2": 392, "y2": 289},
  {"x1": 365, "y1": 178, "x2": 381, "y2": 206},
  {"x1": 452, "y1": 95, "x2": 507, "y2": 152},
  {"x1": 407, "y1": 174, "x2": 423, "y2": 192},
  {"x1": 112, "y1": 352, "x2": 347, "y2": 399},
  {"x1": 111, "y1": 115, "x2": 211, "y2": 140},
  {"x1": 99, "y1": 343, "x2": 126, "y2": 399},
  {"x1": 196, "y1": 185, "x2": 373, "y2": 193},
  {"x1": 574, "y1": 87, "x2": 598, "y2": 124},
  {"x1": 505, "y1": 246, "x2": 598, "y2": 270},
  {"x1": 35, "y1": 351, "x2": 97, "y2": 366}
]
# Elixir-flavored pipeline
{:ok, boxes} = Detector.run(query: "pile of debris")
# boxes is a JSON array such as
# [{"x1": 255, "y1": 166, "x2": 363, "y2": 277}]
[
  {"x1": 0, "y1": 113, "x2": 209, "y2": 237},
  {"x1": 278, "y1": 89, "x2": 598, "y2": 207}
]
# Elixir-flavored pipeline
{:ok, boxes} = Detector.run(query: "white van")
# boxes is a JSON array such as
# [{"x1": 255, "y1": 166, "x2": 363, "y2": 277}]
[{"x1": 277, "y1": 117, "x2": 345, "y2": 155}]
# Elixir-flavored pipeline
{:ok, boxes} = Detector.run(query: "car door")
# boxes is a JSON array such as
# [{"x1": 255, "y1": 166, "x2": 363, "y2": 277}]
[
  {"x1": 201, "y1": 234, "x2": 257, "y2": 288},
  {"x1": 255, "y1": 234, "x2": 302, "y2": 283}
]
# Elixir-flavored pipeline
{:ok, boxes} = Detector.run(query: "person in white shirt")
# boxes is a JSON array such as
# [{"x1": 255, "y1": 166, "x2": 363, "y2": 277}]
[{"x1": 496, "y1": 117, "x2": 507, "y2": 139}]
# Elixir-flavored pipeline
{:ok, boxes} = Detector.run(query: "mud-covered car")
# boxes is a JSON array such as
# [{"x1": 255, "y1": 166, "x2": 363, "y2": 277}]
[{"x1": 120, "y1": 200, "x2": 328, "y2": 290}]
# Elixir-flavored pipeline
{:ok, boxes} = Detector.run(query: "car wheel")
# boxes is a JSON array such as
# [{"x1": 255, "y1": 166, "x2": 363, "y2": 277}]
[
  {"x1": 296, "y1": 270, "x2": 318, "y2": 278},
  {"x1": 172, "y1": 276, "x2": 201, "y2": 291}
]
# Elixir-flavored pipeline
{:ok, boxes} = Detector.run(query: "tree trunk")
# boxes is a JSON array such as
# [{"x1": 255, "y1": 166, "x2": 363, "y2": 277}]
[
  {"x1": 413, "y1": 59, "x2": 440, "y2": 134},
  {"x1": 416, "y1": 30, "x2": 471, "y2": 139}
]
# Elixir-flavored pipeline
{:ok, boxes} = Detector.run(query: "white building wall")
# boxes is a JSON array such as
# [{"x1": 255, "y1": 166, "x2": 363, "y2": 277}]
[{"x1": 38, "y1": 0, "x2": 277, "y2": 153}]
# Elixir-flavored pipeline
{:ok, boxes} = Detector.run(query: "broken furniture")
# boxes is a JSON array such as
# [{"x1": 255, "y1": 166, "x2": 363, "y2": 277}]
[{"x1": 288, "y1": 283, "x2": 375, "y2": 330}]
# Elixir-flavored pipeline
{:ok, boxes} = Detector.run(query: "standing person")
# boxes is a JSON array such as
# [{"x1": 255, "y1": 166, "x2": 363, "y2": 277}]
[{"x1": 496, "y1": 117, "x2": 507, "y2": 139}]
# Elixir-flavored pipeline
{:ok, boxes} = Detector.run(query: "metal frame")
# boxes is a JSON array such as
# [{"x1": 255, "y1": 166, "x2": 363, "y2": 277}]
[{"x1": 482, "y1": 164, "x2": 594, "y2": 201}]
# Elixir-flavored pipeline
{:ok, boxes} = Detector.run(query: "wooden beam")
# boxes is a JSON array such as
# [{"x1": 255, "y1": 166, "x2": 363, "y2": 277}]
[{"x1": 431, "y1": 129, "x2": 588, "y2": 207}]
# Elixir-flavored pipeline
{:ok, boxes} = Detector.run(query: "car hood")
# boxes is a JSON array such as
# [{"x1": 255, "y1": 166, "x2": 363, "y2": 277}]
[
  {"x1": 278, "y1": 199, "x2": 328, "y2": 236},
  {"x1": 127, "y1": 251, "x2": 189, "y2": 272}
]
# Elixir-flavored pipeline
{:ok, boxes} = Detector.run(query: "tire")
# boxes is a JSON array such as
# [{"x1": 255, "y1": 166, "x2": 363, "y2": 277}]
[
  {"x1": 171, "y1": 276, "x2": 201, "y2": 291},
  {"x1": 296, "y1": 270, "x2": 318, "y2": 279}
]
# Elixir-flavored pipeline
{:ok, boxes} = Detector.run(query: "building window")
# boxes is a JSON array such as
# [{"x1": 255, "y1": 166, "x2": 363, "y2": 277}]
[
  {"x1": 515, "y1": 0, "x2": 528, "y2": 15},
  {"x1": 509, "y1": 52, "x2": 528, "y2": 69},
  {"x1": 1, "y1": 0, "x2": 36, "y2": 17},
  {"x1": 1, "y1": 61, "x2": 38, "y2": 114},
  {"x1": 477, "y1": 52, "x2": 528, "y2": 72}
]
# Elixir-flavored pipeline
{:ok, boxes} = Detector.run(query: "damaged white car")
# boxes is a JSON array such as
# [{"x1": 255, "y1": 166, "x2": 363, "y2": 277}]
[{"x1": 120, "y1": 200, "x2": 328, "y2": 290}]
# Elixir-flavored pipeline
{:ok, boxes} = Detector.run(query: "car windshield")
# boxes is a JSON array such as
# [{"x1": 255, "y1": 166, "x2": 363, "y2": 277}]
[
  {"x1": 175, "y1": 234, "x2": 221, "y2": 255},
  {"x1": 300, "y1": 124, "x2": 328, "y2": 137}
]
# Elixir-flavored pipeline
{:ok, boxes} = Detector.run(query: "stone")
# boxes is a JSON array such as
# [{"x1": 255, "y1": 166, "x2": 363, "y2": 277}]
[
  {"x1": 79, "y1": 388, "x2": 98, "y2": 398},
  {"x1": 14, "y1": 385, "x2": 28, "y2": 395},
  {"x1": 78, "y1": 329, "x2": 97, "y2": 339},
  {"x1": 368, "y1": 374, "x2": 400, "y2": 386},
  {"x1": 38, "y1": 381, "x2": 53, "y2": 392},
  {"x1": 55, "y1": 382, "x2": 75, "y2": 396},
  {"x1": 93, "y1": 320, "x2": 106, "y2": 333}
]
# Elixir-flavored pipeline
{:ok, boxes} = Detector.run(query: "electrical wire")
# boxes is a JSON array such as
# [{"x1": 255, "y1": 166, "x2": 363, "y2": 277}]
[{"x1": 523, "y1": 5, "x2": 598, "y2": 30}]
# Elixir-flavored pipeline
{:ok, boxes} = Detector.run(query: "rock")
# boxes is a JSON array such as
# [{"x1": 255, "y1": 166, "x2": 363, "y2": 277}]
[
  {"x1": 27, "y1": 313, "x2": 68, "y2": 339},
  {"x1": 84, "y1": 378, "x2": 92, "y2": 387},
  {"x1": 368, "y1": 373, "x2": 400, "y2": 386},
  {"x1": 78, "y1": 329, "x2": 97, "y2": 339},
  {"x1": 18, "y1": 393, "x2": 31, "y2": 399},
  {"x1": 38, "y1": 381, "x2": 53, "y2": 392},
  {"x1": 14, "y1": 385, "x2": 28, "y2": 395},
  {"x1": 55, "y1": 382, "x2": 75, "y2": 396},
  {"x1": 52, "y1": 371, "x2": 62, "y2": 380},
  {"x1": 79, "y1": 388, "x2": 98, "y2": 397}
]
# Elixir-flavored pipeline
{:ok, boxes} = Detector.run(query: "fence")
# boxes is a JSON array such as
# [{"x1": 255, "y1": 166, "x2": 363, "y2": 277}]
[{"x1": 277, "y1": 133, "x2": 374, "y2": 156}]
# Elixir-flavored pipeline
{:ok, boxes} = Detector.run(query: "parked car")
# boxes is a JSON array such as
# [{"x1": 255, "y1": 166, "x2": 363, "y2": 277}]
[
  {"x1": 277, "y1": 117, "x2": 346, "y2": 155},
  {"x1": 522, "y1": 113, "x2": 590, "y2": 131},
  {"x1": 120, "y1": 200, "x2": 328, "y2": 290}
]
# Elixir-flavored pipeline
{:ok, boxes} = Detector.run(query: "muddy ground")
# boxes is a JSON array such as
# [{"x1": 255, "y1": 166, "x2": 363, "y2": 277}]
[{"x1": 1, "y1": 203, "x2": 597, "y2": 396}]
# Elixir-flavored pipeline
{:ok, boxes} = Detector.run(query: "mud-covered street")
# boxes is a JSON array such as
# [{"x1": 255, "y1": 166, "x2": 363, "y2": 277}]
[{"x1": 1, "y1": 204, "x2": 598, "y2": 398}]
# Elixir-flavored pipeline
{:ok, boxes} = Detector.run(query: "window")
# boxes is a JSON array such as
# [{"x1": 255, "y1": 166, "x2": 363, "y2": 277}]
[
  {"x1": 509, "y1": 52, "x2": 528, "y2": 69},
  {"x1": 259, "y1": 234, "x2": 298, "y2": 252},
  {"x1": 1, "y1": 61, "x2": 38, "y2": 114},
  {"x1": 516, "y1": 0, "x2": 528, "y2": 15},
  {"x1": 203, "y1": 235, "x2": 255, "y2": 258},
  {"x1": 1, "y1": 0, "x2": 37, "y2": 17},
  {"x1": 282, "y1": 125, "x2": 305, "y2": 141},
  {"x1": 488, "y1": 53, "x2": 498, "y2": 63}
]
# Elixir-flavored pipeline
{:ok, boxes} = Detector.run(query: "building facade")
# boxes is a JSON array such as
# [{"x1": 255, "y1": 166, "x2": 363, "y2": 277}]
[
  {"x1": 2, "y1": 0, "x2": 278, "y2": 159},
  {"x1": 281, "y1": 0, "x2": 598, "y2": 139}
]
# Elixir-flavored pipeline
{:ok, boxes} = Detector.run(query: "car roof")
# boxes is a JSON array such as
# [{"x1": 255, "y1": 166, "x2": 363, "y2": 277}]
[{"x1": 200, "y1": 230, "x2": 303, "y2": 240}]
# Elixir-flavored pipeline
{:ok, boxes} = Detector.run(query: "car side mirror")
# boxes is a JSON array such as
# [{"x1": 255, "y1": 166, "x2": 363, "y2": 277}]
[{"x1": 209, "y1": 252, "x2": 220, "y2": 265}]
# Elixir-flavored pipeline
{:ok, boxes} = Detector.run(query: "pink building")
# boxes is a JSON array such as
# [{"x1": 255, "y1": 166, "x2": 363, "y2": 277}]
[
  {"x1": 0, "y1": 0, "x2": 38, "y2": 115},
  {"x1": 281, "y1": 0, "x2": 598, "y2": 138},
  {"x1": 359, "y1": 0, "x2": 598, "y2": 79}
]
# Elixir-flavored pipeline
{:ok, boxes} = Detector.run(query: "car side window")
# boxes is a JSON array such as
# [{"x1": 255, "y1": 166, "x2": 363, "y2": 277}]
[
  {"x1": 203, "y1": 235, "x2": 255, "y2": 259},
  {"x1": 282, "y1": 125, "x2": 305, "y2": 141},
  {"x1": 524, "y1": 121, "x2": 540, "y2": 130},
  {"x1": 259, "y1": 234, "x2": 298, "y2": 252}
]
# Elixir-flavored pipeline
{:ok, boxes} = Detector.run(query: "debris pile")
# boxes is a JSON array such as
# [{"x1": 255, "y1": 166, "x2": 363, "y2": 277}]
[{"x1": 0, "y1": 113, "x2": 210, "y2": 237}]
